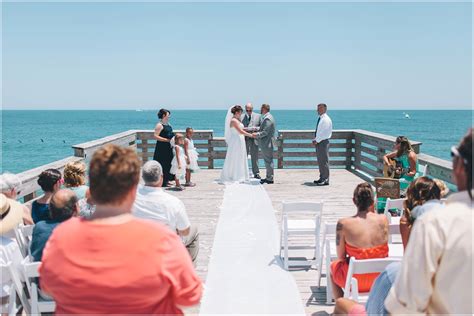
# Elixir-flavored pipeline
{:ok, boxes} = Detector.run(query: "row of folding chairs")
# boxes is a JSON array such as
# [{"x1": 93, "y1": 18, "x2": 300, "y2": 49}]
[
  {"x1": 1, "y1": 257, "x2": 56, "y2": 315},
  {"x1": 5, "y1": 223, "x2": 57, "y2": 314}
]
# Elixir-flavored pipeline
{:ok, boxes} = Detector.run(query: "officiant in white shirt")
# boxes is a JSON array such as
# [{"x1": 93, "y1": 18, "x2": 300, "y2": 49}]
[
  {"x1": 312, "y1": 103, "x2": 333, "y2": 186},
  {"x1": 242, "y1": 103, "x2": 261, "y2": 179}
]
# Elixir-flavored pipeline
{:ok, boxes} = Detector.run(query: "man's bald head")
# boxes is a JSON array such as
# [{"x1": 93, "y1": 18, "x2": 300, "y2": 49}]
[
  {"x1": 245, "y1": 103, "x2": 253, "y2": 113},
  {"x1": 49, "y1": 189, "x2": 79, "y2": 221}
]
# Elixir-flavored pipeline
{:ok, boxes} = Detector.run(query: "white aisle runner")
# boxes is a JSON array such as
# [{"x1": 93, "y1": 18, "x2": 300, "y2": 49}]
[{"x1": 199, "y1": 183, "x2": 305, "y2": 315}]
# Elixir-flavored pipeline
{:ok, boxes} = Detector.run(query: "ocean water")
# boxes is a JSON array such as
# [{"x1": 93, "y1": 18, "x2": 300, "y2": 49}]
[{"x1": 1, "y1": 110, "x2": 471, "y2": 174}]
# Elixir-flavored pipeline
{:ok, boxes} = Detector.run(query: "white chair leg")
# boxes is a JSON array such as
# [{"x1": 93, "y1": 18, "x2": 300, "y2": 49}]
[
  {"x1": 325, "y1": 241, "x2": 333, "y2": 304},
  {"x1": 8, "y1": 287, "x2": 16, "y2": 316},
  {"x1": 283, "y1": 216, "x2": 289, "y2": 270},
  {"x1": 314, "y1": 215, "x2": 320, "y2": 261},
  {"x1": 351, "y1": 277, "x2": 359, "y2": 302},
  {"x1": 31, "y1": 282, "x2": 39, "y2": 315}
]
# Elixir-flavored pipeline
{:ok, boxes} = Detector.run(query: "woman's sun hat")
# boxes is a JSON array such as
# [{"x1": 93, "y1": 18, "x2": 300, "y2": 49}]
[{"x1": 0, "y1": 193, "x2": 23, "y2": 234}]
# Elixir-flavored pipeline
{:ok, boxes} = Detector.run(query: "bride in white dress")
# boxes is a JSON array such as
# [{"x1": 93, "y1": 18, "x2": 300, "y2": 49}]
[{"x1": 220, "y1": 105, "x2": 254, "y2": 183}]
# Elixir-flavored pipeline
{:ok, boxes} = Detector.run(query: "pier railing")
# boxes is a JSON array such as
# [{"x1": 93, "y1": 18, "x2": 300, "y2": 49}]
[{"x1": 16, "y1": 129, "x2": 453, "y2": 202}]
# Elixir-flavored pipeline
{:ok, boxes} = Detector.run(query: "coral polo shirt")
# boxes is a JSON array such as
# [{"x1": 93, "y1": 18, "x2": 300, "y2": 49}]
[{"x1": 40, "y1": 216, "x2": 202, "y2": 315}]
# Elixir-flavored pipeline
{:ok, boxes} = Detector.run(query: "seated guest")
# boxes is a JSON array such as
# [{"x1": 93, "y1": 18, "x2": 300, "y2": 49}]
[
  {"x1": 0, "y1": 194, "x2": 24, "y2": 308},
  {"x1": 133, "y1": 160, "x2": 199, "y2": 262},
  {"x1": 30, "y1": 189, "x2": 79, "y2": 261},
  {"x1": 40, "y1": 144, "x2": 202, "y2": 314},
  {"x1": 63, "y1": 161, "x2": 89, "y2": 200},
  {"x1": 0, "y1": 172, "x2": 33, "y2": 225},
  {"x1": 400, "y1": 176, "x2": 443, "y2": 249},
  {"x1": 32, "y1": 169, "x2": 62, "y2": 223},
  {"x1": 330, "y1": 182, "x2": 389, "y2": 299},
  {"x1": 379, "y1": 136, "x2": 419, "y2": 212},
  {"x1": 385, "y1": 129, "x2": 473, "y2": 315}
]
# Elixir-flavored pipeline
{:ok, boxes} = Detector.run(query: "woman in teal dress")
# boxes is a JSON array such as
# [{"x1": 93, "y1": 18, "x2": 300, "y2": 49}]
[{"x1": 379, "y1": 136, "x2": 420, "y2": 212}]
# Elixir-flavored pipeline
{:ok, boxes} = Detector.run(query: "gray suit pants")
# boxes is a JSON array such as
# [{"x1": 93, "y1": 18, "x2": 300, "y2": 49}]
[
  {"x1": 262, "y1": 145, "x2": 274, "y2": 181},
  {"x1": 246, "y1": 138, "x2": 260, "y2": 176},
  {"x1": 182, "y1": 224, "x2": 199, "y2": 264},
  {"x1": 316, "y1": 139, "x2": 330, "y2": 181}
]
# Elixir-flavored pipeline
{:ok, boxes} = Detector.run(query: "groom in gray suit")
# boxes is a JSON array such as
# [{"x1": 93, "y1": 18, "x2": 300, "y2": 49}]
[{"x1": 252, "y1": 104, "x2": 276, "y2": 184}]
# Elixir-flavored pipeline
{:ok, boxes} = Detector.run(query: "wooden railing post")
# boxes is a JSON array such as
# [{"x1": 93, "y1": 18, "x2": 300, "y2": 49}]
[
  {"x1": 208, "y1": 132, "x2": 214, "y2": 169},
  {"x1": 141, "y1": 139, "x2": 149, "y2": 164},
  {"x1": 354, "y1": 134, "x2": 361, "y2": 169},
  {"x1": 277, "y1": 133, "x2": 284, "y2": 169},
  {"x1": 345, "y1": 134, "x2": 353, "y2": 170}
]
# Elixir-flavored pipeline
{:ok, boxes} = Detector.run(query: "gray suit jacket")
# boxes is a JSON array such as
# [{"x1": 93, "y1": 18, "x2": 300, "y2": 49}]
[
  {"x1": 256, "y1": 113, "x2": 276, "y2": 150},
  {"x1": 242, "y1": 113, "x2": 261, "y2": 130}
]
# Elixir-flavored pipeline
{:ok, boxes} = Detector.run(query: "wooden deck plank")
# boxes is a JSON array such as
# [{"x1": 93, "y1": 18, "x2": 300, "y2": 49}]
[{"x1": 165, "y1": 169, "x2": 366, "y2": 315}]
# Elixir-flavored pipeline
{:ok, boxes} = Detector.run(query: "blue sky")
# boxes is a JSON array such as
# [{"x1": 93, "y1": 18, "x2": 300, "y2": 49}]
[{"x1": 2, "y1": 2, "x2": 472, "y2": 110}]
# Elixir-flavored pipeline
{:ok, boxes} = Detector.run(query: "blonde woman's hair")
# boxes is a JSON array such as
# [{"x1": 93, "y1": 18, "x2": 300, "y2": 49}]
[
  {"x1": 64, "y1": 161, "x2": 87, "y2": 187},
  {"x1": 433, "y1": 179, "x2": 449, "y2": 198}
]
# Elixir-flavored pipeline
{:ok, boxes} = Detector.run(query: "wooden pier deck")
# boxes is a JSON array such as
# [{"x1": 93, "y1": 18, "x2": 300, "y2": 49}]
[
  {"x1": 166, "y1": 169, "x2": 363, "y2": 315},
  {"x1": 15, "y1": 129, "x2": 454, "y2": 315}
]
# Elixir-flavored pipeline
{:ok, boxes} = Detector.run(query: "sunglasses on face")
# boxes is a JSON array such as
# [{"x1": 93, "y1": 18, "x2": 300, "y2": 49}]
[{"x1": 451, "y1": 146, "x2": 468, "y2": 164}]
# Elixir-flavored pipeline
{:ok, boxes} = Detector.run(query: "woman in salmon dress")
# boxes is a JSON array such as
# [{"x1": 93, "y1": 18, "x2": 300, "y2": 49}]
[{"x1": 330, "y1": 182, "x2": 389, "y2": 299}]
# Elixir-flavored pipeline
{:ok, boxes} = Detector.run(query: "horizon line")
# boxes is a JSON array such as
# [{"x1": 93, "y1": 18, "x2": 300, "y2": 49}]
[{"x1": 2, "y1": 108, "x2": 473, "y2": 111}]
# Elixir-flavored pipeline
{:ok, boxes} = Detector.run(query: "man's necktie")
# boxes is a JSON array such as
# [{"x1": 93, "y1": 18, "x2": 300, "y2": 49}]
[{"x1": 314, "y1": 117, "x2": 321, "y2": 137}]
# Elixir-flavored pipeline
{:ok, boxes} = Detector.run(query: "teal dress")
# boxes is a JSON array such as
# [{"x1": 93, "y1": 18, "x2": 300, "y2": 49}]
[
  {"x1": 397, "y1": 153, "x2": 420, "y2": 191},
  {"x1": 377, "y1": 152, "x2": 420, "y2": 213}
]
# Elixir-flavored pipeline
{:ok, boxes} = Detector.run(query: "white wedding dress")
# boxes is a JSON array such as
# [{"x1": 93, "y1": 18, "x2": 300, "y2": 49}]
[{"x1": 220, "y1": 112, "x2": 250, "y2": 183}]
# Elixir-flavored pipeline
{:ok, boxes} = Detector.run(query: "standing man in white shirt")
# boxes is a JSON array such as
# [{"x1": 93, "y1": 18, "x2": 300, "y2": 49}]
[
  {"x1": 312, "y1": 103, "x2": 333, "y2": 186},
  {"x1": 132, "y1": 160, "x2": 199, "y2": 263}
]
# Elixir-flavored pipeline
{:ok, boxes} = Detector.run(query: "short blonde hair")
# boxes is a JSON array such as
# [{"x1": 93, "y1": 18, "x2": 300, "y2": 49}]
[{"x1": 64, "y1": 161, "x2": 87, "y2": 187}]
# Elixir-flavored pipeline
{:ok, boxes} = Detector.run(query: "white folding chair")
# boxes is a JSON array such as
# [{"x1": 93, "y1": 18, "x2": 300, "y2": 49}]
[
  {"x1": 279, "y1": 201, "x2": 324, "y2": 270},
  {"x1": 0, "y1": 262, "x2": 21, "y2": 316},
  {"x1": 419, "y1": 164, "x2": 429, "y2": 176},
  {"x1": 388, "y1": 222, "x2": 401, "y2": 244},
  {"x1": 21, "y1": 258, "x2": 56, "y2": 314},
  {"x1": 5, "y1": 260, "x2": 31, "y2": 314},
  {"x1": 384, "y1": 198, "x2": 406, "y2": 224},
  {"x1": 14, "y1": 224, "x2": 34, "y2": 258},
  {"x1": 317, "y1": 222, "x2": 337, "y2": 288},
  {"x1": 317, "y1": 222, "x2": 338, "y2": 305},
  {"x1": 343, "y1": 257, "x2": 401, "y2": 303}
]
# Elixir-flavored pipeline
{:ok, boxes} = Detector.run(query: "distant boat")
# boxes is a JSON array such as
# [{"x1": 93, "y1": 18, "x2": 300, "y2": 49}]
[
  {"x1": 136, "y1": 109, "x2": 143, "y2": 112},
  {"x1": 405, "y1": 113, "x2": 410, "y2": 119}
]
